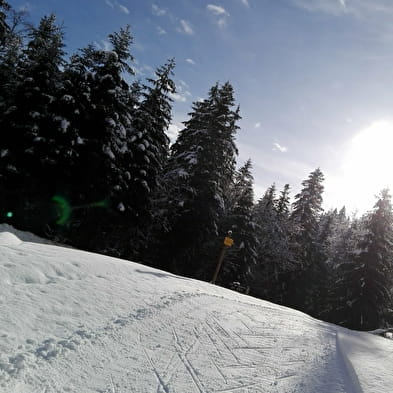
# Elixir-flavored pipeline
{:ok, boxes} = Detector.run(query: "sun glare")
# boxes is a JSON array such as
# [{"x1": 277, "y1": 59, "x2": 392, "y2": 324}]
[{"x1": 337, "y1": 120, "x2": 393, "y2": 213}]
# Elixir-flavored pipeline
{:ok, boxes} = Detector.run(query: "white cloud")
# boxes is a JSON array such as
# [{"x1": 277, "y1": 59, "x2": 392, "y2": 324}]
[
  {"x1": 152, "y1": 4, "x2": 166, "y2": 16},
  {"x1": 105, "y1": 0, "x2": 129, "y2": 14},
  {"x1": 207, "y1": 4, "x2": 230, "y2": 16},
  {"x1": 179, "y1": 80, "x2": 189, "y2": 88},
  {"x1": 179, "y1": 19, "x2": 194, "y2": 35},
  {"x1": 170, "y1": 80, "x2": 192, "y2": 102},
  {"x1": 240, "y1": 0, "x2": 250, "y2": 7},
  {"x1": 170, "y1": 93, "x2": 186, "y2": 102},
  {"x1": 273, "y1": 142, "x2": 288, "y2": 153},
  {"x1": 157, "y1": 26, "x2": 166, "y2": 35},
  {"x1": 134, "y1": 64, "x2": 154, "y2": 77},
  {"x1": 254, "y1": 122, "x2": 261, "y2": 128},
  {"x1": 118, "y1": 4, "x2": 129, "y2": 14},
  {"x1": 207, "y1": 4, "x2": 230, "y2": 28},
  {"x1": 186, "y1": 58, "x2": 196, "y2": 65}
]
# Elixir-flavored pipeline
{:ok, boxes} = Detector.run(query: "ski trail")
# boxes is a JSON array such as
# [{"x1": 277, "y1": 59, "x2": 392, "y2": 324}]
[{"x1": 141, "y1": 335, "x2": 169, "y2": 393}]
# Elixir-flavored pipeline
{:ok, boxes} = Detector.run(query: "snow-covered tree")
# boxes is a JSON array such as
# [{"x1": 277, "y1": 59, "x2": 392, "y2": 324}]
[
  {"x1": 61, "y1": 27, "x2": 138, "y2": 253},
  {"x1": 337, "y1": 189, "x2": 393, "y2": 330},
  {"x1": 252, "y1": 184, "x2": 294, "y2": 303},
  {"x1": 285, "y1": 168, "x2": 325, "y2": 314},
  {"x1": 219, "y1": 159, "x2": 259, "y2": 287},
  {"x1": 157, "y1": 82, "x2": 240, "y2": 279},
  {"x1": 0, "y1": 14, "x2": 66, "y2": 233}
]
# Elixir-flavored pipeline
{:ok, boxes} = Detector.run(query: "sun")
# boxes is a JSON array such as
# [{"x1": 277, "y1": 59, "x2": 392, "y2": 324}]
[{"x1": 339, "y1": 120, "x2": 393, "y2": 212}]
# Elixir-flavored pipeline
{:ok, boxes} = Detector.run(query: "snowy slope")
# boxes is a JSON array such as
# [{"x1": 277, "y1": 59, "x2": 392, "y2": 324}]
[{"x1": 1, "y1": 230, "x2": 393, "y2": 393}]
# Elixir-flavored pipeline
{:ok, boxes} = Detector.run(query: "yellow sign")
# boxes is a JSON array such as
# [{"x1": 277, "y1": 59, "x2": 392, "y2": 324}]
[{"x1": 224, "y1": 237, "x2": 234, "y2": 247}]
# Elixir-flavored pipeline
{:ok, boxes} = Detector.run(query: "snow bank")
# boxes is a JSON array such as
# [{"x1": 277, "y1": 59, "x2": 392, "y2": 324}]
[
  {"x1": 0, "y1": 232, "x2": 22, "y2": 246},
  {"x1": 0, "y1": 224, "x2": 54, "y2": 245},
  {"x1": 337, "y1": 330, "x2": 393, "y2": 393}
]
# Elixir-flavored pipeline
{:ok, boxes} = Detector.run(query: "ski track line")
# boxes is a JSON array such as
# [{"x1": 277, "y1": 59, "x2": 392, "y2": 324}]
[
  {"x1": 211, "y1": 315, "x2": 232, "y2": 338},
  {"x1": 213, "y1": 378, "x2": 274, "y2": 393},
  {"x1": 0, "y1": 291, "x2": 199, "y2": 384},
  {"x1": 173, "y1": 331, "x2": 206, "y2": 393},
  {"x1": 238, "y1": 319, "x2": 254, "y2": 334},
  {"x1": 205, "y1": 320, "x2": 242, "y2": 364},
  {"x1": 110, "y1": 374, "x2": 117, "y2": 393},
  {"x1": 140, "y1": 335, "x2": 169, "y2": 393},
  {"x1": 210, "y1": 356, "x2": 228, "y2": 384},
  {"x1": 201, "y1": 323, "x2": 227, "y2": 360},
  {"x1": 159, "y1": 327, "x2": 203, "y2": 391},
  {"x1": 231, "y1": 330, "x2": 250, "y2": 346}
]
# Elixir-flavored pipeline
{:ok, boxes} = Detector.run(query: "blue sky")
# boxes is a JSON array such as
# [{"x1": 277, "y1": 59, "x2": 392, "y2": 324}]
[{"x1": 9, "y1": 0, "x2": 393, "y2": 213}]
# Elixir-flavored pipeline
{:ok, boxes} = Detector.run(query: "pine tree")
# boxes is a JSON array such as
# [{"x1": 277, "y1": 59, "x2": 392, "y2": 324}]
[
  {"x1": 276, "y1": 183, "x2": 290, "y2": 217},
  {"x1": 126, "y1": 60, "x2": 175, "y2": 259},
  {"x1": 285, "y1": 168, "x2": 325, "y2": 314},
  {"x1": 252, "y1": 184, "x2": 294, "y2": 303},
  {"x1": 0, "y1": 14, "x2": 66, "y2": 233},
  {"x1": 62, "y1": 26, "x2": 138, "y2": 254},
  {"x1": 337, "y1": 189, "x2": 393, "y2": 330},
  {"x1": 219, "y1": 159, "x2": 258, "y2": 288},
  {"x1": 328, "y1": 216, "x2": 364, "y2": 325},
  {"x1": 158, "y1": 82, "x2": 240, "y2": 279},
  {"x1": 0, "y1": 6, "x2": 28, "y2": 118}
]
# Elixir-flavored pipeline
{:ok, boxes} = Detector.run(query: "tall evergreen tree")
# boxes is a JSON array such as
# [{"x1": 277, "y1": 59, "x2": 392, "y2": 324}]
[
  {"x1": 328, "y1": 216, "x2": 364, "y2": 325},
  {"x1": 285, "y1": 168, "x2": 325, "y2": 314},
  {"x1": 126, "y1": 59, "x2": 175, "y2": 260},
  {"x1": 0, "y1": 14, "x2": 66, "y2": 233},
  {"x1": 219, "y1": 159, "x2": 258, "y2": 288},
  {"x1": 337, "y1": 189, "x2": 393, "y2": 330},
  {"x1": 62, "y1": 26, "x2": 138, "y2": 254},
  {"x1": 252, "y1": 184, "x2": 294, "y2": 303},
  {"x1": 158, "y1": 82, "x2": 240, "y2": 279}
]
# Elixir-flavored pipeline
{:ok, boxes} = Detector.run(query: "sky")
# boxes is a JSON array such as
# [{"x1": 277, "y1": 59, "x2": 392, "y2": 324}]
[{"x1": 8, "y1": 0, "x2": 393, "y2": 214}]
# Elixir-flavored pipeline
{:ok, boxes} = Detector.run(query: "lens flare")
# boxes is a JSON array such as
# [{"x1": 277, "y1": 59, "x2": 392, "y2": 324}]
[{"x1": 51, "y1": 196, "x2": 110, "y2": 225}]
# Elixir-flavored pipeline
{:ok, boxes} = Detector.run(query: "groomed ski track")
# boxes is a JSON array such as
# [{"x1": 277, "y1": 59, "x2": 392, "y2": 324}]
[{"x1": 1, "y1": 230, "x2": 392, "y2": 393}]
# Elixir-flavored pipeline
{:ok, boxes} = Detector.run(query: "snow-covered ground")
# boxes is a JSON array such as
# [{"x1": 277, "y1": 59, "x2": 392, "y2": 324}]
[{"x1": 1, "y1": 229, "x2": 393, "y2": 393}]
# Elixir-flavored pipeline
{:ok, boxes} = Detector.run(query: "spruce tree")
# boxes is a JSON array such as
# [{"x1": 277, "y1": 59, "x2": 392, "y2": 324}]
[
  {"x1": 338, "y1": 189, "x2": 393, "y2": 330},
  {"x1": 252, "y1": 184, "x2": 294, "y2": 303},
  {"x1": 285, "y1": 168, "x2": 325, "y2": 314},
  {"x1": 0, "y1": 14, "x2": 66, "y2": 233},
  {"x1": 158, "y1": 82, "x2": 240, "y2": 279},
  {"x1": 219, "y1": 159, "x2": 258, "y2": 288},
  {"x1": 329, "y1": 216, "x2": 364, "y2": 325},
  {"x1": 126, "y1": 60, "x2": 175, "y2": 259},
  {"x1": 62, "y1": 26, "x2": 137, "y2": 254}
]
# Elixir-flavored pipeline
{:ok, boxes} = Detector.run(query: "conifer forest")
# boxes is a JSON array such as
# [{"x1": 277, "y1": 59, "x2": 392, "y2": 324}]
[{"x1": 1, "y1": 2, "x2": 393, "y2": 331}]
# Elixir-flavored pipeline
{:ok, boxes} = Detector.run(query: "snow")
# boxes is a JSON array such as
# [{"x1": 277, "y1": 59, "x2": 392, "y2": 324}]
[
  {"x1": 60, "y1": 119, "x2": 70, "y2": 132},
  {"x1": 1, "y1": 227, "x2": 393, "y2": 393},
  {"x1": 138, "y1": 143, "x2": 146, "y2": 152}
]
